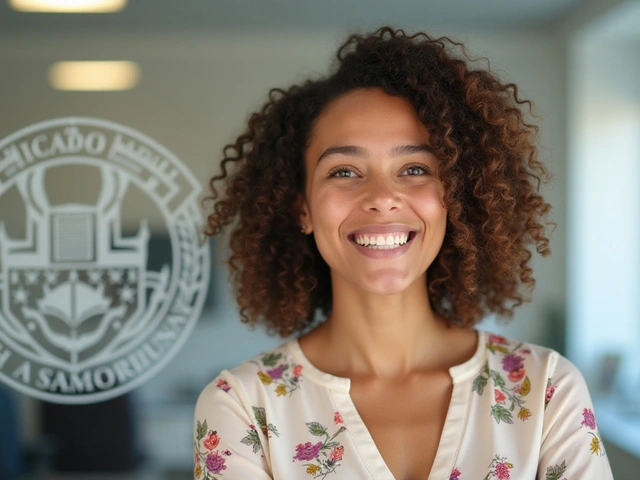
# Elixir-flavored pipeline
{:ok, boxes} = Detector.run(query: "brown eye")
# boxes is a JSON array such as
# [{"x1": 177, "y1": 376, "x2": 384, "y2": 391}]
[
  {"x1": 328, "y1": 167, "x2": 357, "y2": 178},
  {"x1": 402, "y1": 164, "x2": 430, "y2": 176}
]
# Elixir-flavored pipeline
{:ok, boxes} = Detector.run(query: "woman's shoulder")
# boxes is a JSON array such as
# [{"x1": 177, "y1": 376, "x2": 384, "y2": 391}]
[
  {"x1": 483, "y1": 331, "x2": 566, "y2": 367},
  {"x1": 471, "y1": 332, "x2": 594, "y2": 427},
  {"x1": 479, "y1": 331, "x2": 586, "y2": 394},
  {"x1": 198, "y1": 340, "x2": 301, "y2": 401}
]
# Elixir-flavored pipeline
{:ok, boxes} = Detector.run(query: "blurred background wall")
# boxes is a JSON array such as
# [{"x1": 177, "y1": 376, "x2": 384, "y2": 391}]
[{"x1": 0, "y1": 0, "x2": 638, "y2": 478}]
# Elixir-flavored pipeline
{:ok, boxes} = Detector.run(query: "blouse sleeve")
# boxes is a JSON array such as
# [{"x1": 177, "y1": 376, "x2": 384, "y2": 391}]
[
  {"x1": 193, "y1": 373, "x2": 273, "y2": 480},
  {"x1": 537, "y1": 354, "x2": 614, "y2": 479}
]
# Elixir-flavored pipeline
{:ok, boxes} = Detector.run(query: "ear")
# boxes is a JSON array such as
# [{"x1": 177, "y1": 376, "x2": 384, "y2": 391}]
[{"x1": 296, "y1": 194, "x2": 313, "y2": 234}]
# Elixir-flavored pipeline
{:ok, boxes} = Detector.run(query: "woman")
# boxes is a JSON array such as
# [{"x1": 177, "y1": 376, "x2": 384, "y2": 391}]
[{"x1": 194, "y1": 27, "x2": 613, "y2": 479}]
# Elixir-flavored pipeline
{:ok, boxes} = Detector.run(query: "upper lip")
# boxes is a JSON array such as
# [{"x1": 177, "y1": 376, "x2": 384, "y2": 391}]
[{"x1": 348, "y1": 224, "x2": 415, "y2": 235}]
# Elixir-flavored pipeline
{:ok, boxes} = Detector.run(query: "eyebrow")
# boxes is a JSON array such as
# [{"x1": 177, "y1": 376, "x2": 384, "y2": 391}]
[
  {"x1": 390, "y1": 144, "x2": 437, "y2": 157},
  {"x1": 317, "y1": 145, "x2": 365, "y2": 164},
  {"x1": 317, "y1": 143, "x2": 436, "y2": 164}
]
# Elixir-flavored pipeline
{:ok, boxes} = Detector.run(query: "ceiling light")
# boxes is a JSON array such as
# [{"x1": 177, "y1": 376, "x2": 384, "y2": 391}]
[
  {"x1": 48, "y1": 61, "x2": 140, "y2": 91},
  {"x1": 8, "y1": 0, "x2": 127, "y2": 13}
]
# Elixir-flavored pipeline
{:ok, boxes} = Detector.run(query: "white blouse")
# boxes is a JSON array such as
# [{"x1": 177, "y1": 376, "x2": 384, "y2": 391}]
[{"x1": 194, "y1": 330, "x2": 614, "y2": 479}]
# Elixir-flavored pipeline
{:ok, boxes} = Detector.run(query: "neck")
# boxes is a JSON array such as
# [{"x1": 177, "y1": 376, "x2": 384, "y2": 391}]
[{"x1": 316, "y1": 273, "x2": 452, "y2": 379}]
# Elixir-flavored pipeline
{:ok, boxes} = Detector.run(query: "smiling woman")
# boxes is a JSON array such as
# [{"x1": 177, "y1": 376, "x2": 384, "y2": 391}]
[
  {"x1": 195, "y1": 27, "x2": 614, "y2": 479},
  {"x1": 299, "y1": 89, "x2": 447, "y2": 297}
]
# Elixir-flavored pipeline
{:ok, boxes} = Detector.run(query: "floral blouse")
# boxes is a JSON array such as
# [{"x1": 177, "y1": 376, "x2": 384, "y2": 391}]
[{"x1": 194, "y1": 330, "x2": 614, "y2": 479}]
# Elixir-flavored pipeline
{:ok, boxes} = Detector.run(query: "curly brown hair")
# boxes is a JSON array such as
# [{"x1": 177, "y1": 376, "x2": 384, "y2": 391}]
[{"x1": 203, "y1": 27, "x2": 551, "y2": 337}]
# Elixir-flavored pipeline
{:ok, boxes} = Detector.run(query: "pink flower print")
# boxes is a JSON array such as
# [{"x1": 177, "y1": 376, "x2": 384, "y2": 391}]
[
  {"x1": 489, "y1": 334, "x2": 507, "y2": 344},
  {"x1": 292, "y1": 364, "x2": 303, "y2": 378},
  {"x1": 266, "y1": 364, "x2": 285, "y2": 380},
  {"x1": 494, "y1": 389, "x2": 506, "y2": 404},
  {"x1": 508, "y1": 368, "x2": 525, "y2": 383},
  {"x1": 495, "y1": 462, "x2": 511, "y2": 480},
  {"x1": 222, "y1": 450, "x2": 232, "y2": 456},
  {"x1": 293, "y1": 441, "x2": 323, "y2": 461},
  {"x1": 488, "y1": 455, "x2": 513, "y2": 479},
  {"x1": 545, "y1": 383, "x2": 556, "y2": 406},
  {"x1": 329, "y1": 445, "x2": 344, "y2": 462},
  {"x1": 513, "y1": 384, "x2": 521, "y2": 394},
  {"x1": 216, "y1": 378, "x2": 231, "y2": 392},
  {"x1": 450, "y1": 467, "x2": 461, "y2": 480},
  {"x1": 519, "y1": 348, "x2": 531, "y2": 355},
  {"x1": 205, "y1": 451, "x2": 227, "y2": 474},
  {"x1": 581, "y1": 408, "x2": 597, "y2": 430},
  {"x1": 334, "y1": 411, "x2": 344, "y2": 424},
  {"x1": 501, "y1": 354, "x2": 524, "y2": 373}
]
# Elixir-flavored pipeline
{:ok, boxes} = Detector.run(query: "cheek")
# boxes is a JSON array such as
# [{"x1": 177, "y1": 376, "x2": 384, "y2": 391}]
[
  {"x1": 307, "y1": 189, "x2": 354, "y2": 263},
  {"x1": 415, "y1": 185, "x2": 447, "y2": 217},
  {"x1": 309, "y1": 186, "x2": 354, "y2": 219},
  {"x1": 428, "y1": 201, "x2": 448, "y2": 224},
  {"x1": 310, "y1": 187, "x2": 352, "y2": 225}
]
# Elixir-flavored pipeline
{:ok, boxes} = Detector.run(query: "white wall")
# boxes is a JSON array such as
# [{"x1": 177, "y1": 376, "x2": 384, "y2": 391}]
[{"x1": 566, "y1": 2, "x2": 640, "y2": 384}]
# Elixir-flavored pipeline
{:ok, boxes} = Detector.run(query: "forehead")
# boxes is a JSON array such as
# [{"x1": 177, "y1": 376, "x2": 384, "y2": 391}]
[{"x1": 308, "y1": 88, "x2": 430, "y2": 149}]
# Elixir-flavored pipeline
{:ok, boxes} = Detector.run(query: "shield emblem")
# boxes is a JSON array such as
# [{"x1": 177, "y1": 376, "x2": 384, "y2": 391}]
[
  {"x1": 0, "y1": 118, "x2": 208, "y2": 405},
  {"x1": 0, "y1": 168, "x2": 163, "y2": 370},
  {"x1": 2, "y1": 266, "x2": 146, "y2": 365}
]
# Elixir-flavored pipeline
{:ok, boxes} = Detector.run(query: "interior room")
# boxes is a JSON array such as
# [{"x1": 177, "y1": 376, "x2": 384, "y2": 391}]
[{"x1": 0, "y1": 0, "x2": 638, "y2": 479}]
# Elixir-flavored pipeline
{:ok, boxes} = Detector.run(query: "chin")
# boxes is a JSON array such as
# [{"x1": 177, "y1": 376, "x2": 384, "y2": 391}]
[{"x1": 358, "y1": 273, "x2": 415, "y2": 297}]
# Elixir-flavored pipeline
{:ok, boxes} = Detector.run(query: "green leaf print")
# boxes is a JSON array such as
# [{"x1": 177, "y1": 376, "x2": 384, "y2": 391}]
[
  {"x1": 240, "y1": 428, "x2": 262, "y2": 454},
  {"x1": 490, "y1": 370, "x2": 506, "y2": 388},
  {"x1": 252, "y1": 406, "x2": 280, "y2": 437},
  {"x1": 491, "y1": 404, "x2": 514, "y2": 424},
  {"x1": 261, "y1": 352, "x2": 282, "y2": 367},
  {"x1": 473, "y1": 375, "x2": 488, "y2": 395},
  {"x1": 545, "y1": 460, "x2": 567, "y2": 480},
  {"x1": 241, "y1": 407, "x2": 280, "y2": 456},
  {"x1": 487, "y1": 343, "x2": 510, "y2": 355},
  {"x1": 253, "y1": 407, "x2": 267, "y2": 426},
  {"x1": 307, "y1": 421, "x2": 329, "y2": 436},
  {"x1": 196, "y1": 419, "x2": 208, "y2": 442}
]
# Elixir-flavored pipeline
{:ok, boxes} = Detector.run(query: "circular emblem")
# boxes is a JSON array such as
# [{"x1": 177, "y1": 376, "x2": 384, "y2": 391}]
[{"x1": 0, "y1": 118, "x2": 210, "y2": 404}]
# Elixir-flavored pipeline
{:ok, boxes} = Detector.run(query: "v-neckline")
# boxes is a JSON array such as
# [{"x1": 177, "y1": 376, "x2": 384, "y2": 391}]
[{"x1": 288, "y1": 330, "x2": 487, "y2": 479}]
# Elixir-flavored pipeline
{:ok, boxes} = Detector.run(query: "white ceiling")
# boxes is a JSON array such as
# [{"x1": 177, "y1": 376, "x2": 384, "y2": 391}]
[{"x1": 0, "y1": 0, "x2": 587, "y2": 33}]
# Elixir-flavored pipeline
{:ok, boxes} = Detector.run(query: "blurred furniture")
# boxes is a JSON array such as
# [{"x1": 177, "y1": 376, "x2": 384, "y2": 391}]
[
  {"x1": 0, "y1": 386, "x2": 56, "y2": 480},
  {"x1": 139, "y1": 402, "x2": 193, "y2": 471},
  {"x1": 0, "y1": 386, "x2": 23, "y2": 480},
  {"x1": 42, "y1": 394, "x2": 141, "y2": 473}
]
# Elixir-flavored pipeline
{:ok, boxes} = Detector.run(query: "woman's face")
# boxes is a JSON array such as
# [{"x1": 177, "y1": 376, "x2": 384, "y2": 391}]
[{"x1": 300, "y1": 88, "x2": 447, "y2": 296}]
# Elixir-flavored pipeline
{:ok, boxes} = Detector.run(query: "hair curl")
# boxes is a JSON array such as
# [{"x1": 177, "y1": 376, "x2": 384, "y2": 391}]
[{"x1": 203, "y1": 27, "x2": 551, "y2": 337}]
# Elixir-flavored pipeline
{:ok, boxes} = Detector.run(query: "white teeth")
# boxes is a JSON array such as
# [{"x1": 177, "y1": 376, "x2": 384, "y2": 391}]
[{"x1": 353, "y1": 232, "x2": 412, "y2": 249}]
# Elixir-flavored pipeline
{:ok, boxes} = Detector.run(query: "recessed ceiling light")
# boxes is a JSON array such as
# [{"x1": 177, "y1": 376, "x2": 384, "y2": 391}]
[
  {"x1": 48, "y1": 61, "x2": 140, "y2": 91},
  {"x1": 8, "y1": 0, "x2": 127, "y2": 13}
]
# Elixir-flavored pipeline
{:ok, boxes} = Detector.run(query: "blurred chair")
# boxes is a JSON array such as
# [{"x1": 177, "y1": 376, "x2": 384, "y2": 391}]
[
  {"x1": 0, "y1": 385, "x2": 56, "y2": 480},
  {"x1": 42, "y1": 393, "x2": 142, "y2": 473},
  {"x1": 0, "y1": 385, "x2": 23, "y2": 480}
]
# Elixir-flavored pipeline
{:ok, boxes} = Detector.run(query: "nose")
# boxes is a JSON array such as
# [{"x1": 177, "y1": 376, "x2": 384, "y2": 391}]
[{"x1": 361, "y1": 178, "x2": 402, "y2": 213}]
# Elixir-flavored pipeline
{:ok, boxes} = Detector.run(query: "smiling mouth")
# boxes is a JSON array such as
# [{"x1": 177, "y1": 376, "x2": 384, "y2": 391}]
[{"x1": 350, "y1": 232, "x2": 416, "y2": 249}]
